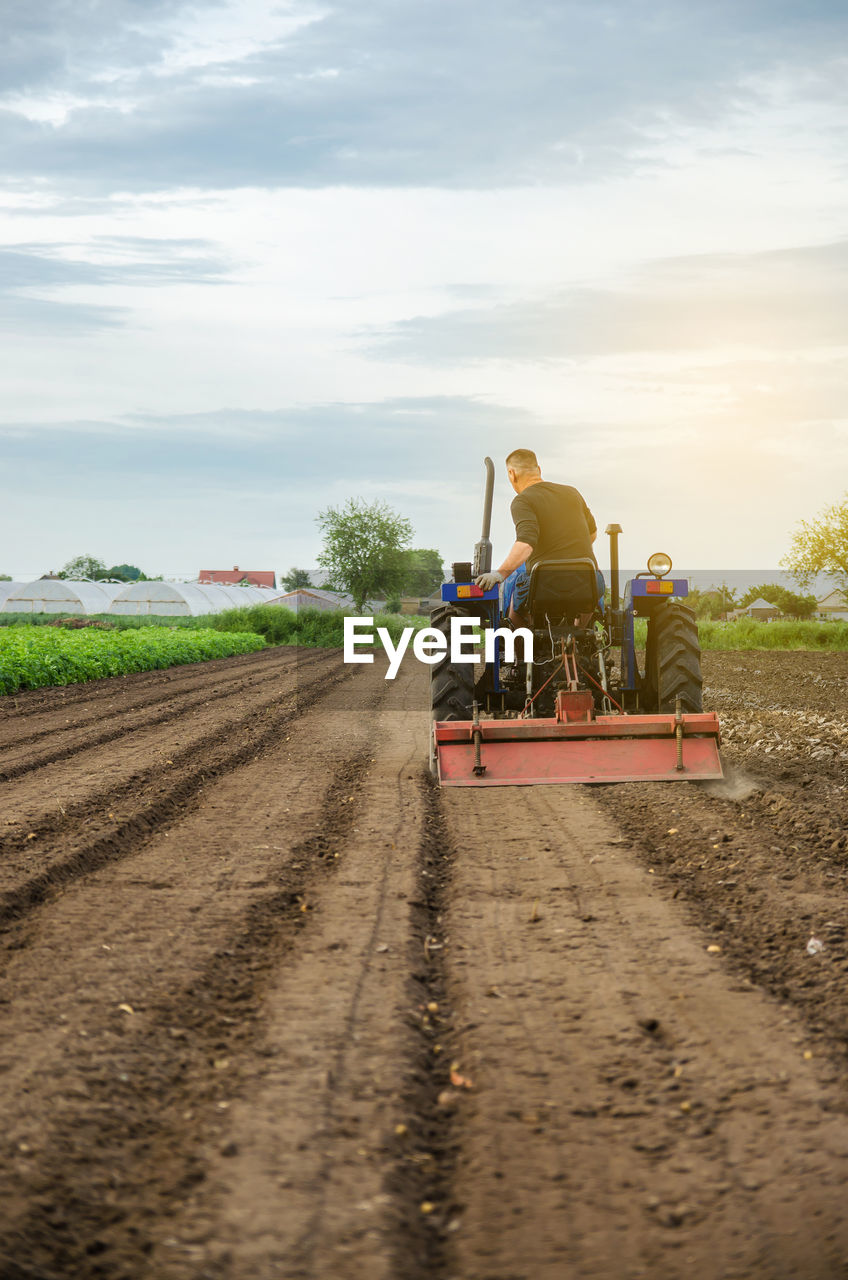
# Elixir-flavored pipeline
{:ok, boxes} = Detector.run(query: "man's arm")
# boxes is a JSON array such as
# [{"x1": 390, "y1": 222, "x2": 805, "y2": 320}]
[
  {"x1": 475, "y1": 540, "x2": 533, "y2": 591},
  {"x1": 497, "y1": 540, "x2": 534, "y2": 577}
]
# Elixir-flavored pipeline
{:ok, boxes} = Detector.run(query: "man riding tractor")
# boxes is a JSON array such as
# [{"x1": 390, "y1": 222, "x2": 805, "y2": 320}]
[{"x1": 474, "y1": 448, "x2": 605, "y2": 627}]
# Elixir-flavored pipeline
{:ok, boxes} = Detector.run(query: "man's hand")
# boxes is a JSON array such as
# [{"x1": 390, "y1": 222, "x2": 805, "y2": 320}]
[{"x1": 475, "y1": 570, "x2": 505, "y2": 592}]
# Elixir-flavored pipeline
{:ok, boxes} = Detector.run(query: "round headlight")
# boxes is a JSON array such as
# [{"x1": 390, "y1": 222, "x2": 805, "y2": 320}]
[{"x1": 647, "y1": 552, "x2": 672, "y2": 577}]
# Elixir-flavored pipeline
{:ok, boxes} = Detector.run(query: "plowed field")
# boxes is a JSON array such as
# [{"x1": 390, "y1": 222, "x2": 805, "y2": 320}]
[{"x1": 0, "y1": 647, "x2": 847, "y2": 1280}]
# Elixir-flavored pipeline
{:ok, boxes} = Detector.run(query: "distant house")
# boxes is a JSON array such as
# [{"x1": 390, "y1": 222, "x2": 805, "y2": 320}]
[
  {"x1": 274, "y1": 588, "x2": 352, "y2": 613},
  {"x1": 733, "y1": 597, "x2": 782, "y2": 621},
  {"x1": 273, "y1": 588, "x2": 382, "y2": 614},
  {"x1": 199, "y1": 565, "x2": 276, "y2": 589},
  {"x1": 395, "y1": 595, "x2": 441, "y2": 615},
  {"x1": 816, "y1": 588, "x2": 848, "y2": 622}
]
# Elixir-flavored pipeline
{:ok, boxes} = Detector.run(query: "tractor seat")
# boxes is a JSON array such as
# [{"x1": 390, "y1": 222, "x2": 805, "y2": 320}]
[{"x1": 525, "y1": 558, "x2": 600, "y2": 628}]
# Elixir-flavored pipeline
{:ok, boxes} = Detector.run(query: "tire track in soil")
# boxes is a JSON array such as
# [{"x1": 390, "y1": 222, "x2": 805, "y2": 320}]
[
  {"x1": 595, "y1": 650, "x2": 848, "y2": 1087},
  {"x1": 136, "y1": 676, "x2": 436, "y2": 1280},
  {"x1": 0, "y1": 685, "x2": 387, "y2": 1279},
  {"x1": 0, "y1": 648, "x2": 335, "y2": 781},
  {"x1": 0, "y1": 654, "x2": 349, "y2": 926},
  {"x1": 595, "y1": 776, "x2": 848, "y2": 1068},
  {"x1": 440, "y1": 781, "x2": 848, "y2": 1280},
  {"x1": 275, "y1": 734, "x2": 423, "y2": 1280},
  {"x1": 74, "y1": 671, "x2": 469, "y2": 1280},
  {"x1": 383, "y1": 776, "x2": 459, "y2": 1280}
]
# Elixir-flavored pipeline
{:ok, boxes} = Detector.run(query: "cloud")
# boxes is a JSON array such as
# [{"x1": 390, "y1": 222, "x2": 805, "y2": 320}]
[
  {"x1": 0, "y1": 395, "x2": 540, "y2": 571},
  {"x1": 366, "y1": 239, "x2": 848, "y2": 362},
  {"x1": 3, "y1": 387, "x2": 846, "y2": 574},
  {"x1": 0, "y1": 396, "x2": 534, "y2": 488},
  {"x1": 1, "y1": 1, "x2": 846, "y2": 192},
  {"x1": 0, "y1": 237, "x2": 230, "y2": 332}
]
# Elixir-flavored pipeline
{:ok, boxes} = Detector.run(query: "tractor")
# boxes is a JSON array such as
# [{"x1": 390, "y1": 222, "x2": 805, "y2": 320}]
[{"x1": 429, "y1": 458, "x2": 722, "y2": 786}]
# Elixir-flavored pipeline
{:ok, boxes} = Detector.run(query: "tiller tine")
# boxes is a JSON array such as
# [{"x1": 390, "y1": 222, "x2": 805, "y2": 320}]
[{"x1": 433, "y1": 700, "x2": 723, "y2": 787}]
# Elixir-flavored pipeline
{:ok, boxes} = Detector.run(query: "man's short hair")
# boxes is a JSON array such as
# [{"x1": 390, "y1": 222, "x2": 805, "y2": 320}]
[{"x1": 505, "y1": 448, "x2": 540, "y2": 476}]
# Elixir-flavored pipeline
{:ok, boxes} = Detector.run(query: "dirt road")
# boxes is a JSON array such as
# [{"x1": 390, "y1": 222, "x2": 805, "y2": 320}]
[{"x1": 0, "y1": 647, "x2": 847, "y2": 1279}]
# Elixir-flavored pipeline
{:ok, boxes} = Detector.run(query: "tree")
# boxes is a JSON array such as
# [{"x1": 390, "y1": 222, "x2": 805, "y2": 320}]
[
  {"x1": 281, "y1": 567, "x2": 312, "y2": 591},
  {"x1": 59, "y1": 554, "x2": 107, "y2": 580},
  {"x1": 686, "y1": 587, "x2": 719, "y2": 620},
  {"x1": 685, "y1": 584, "x2": 737, "y2": 619},
  {"x1": 401, "y1": 548, "x2": 445, "y2": 597},
  {"x1": 0, "y1": 573, "x2": 10, "y2": 581},
  {"x1": 781, "y1": 493, "x2": 848, "y2": 592},
  {"x1": 738, "y1": 583, "x2": 817, "y2": 619},
  {"x1": 103, "y1": 563, "x2": 143, "y2": 582},
  {"x1": 316, "y1": 498, "x2": 413, "y2": 610}
]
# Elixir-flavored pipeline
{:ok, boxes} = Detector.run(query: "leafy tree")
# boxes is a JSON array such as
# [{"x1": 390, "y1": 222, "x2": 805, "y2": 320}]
[
  {"x1": 281, "y1": 566, "x2": 312, "y2": 591},
  {"x1": 738, "y1": 583, "x2": 817, "y2": 619},
  {"x1": 401, "y1": 548, "x2": 445, "y2": 597},
  {"x1": 59, "y1": 554, "x2": 107, "y2": 580},
  {"x1": 685, "y1": 587, "x2": 716, "y2": 620},
  {"x1": 0, "y1": 573, "x2": 11, "y2": 581},
  {"x1": 385, "y1": 594, "x2": 402, "y2": 613},
  {"x1": 103, "y1": 563, "x2": 143, "y2": 582},
  {"x1": 781, "y1": 493, "x2": 848, "y2": 592},
  {"x1": 686, "y1": 584, "x2": 737, "y2": 619},
  {"x1": 317, "y1": 499, "x2": 413, "y2": 610}
]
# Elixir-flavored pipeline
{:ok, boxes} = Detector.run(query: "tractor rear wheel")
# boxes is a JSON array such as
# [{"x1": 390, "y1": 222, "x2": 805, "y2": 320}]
[
  {"x1": 643, "y1": 602, "x2": 703, "y2": 714},
  {"x1": 428, "y1": 605, "x2": 476, "y2": 774}
]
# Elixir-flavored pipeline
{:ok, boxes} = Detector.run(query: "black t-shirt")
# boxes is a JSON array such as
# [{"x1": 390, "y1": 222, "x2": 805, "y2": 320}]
[{"x1": 510, "y1": 481, "x2": 597, "y2": 570}]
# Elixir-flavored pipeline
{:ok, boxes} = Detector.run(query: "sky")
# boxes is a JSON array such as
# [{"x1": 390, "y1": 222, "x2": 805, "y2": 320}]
[{"x1": 2, "y1": 0, "x2": 847, "y2": 581}]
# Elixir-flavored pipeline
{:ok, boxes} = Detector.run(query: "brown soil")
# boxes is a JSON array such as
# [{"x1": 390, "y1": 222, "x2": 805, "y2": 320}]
[{"x1": 0, "y1": 646, "x2": 847, "y2": 1279}]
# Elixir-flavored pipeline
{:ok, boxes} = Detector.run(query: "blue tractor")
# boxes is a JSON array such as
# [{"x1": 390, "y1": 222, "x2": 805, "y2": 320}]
[{"x1": 429, "y1": 458, "x2": 722, "y2": 786}]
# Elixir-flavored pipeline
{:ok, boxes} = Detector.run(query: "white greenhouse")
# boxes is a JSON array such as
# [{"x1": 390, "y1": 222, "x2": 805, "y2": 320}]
[
  {"x1": 272, "y1": 588, "x2": 362, "y2": 613},
  {"x1": 109, "y1": 581, "x2": 282, "y2": 617},
  {"x1": 0, "y1": 578, "x2": 291, "y2": 618},
  {"x1": 1, "y1": 579, "x2": 121, "y2": 614}
]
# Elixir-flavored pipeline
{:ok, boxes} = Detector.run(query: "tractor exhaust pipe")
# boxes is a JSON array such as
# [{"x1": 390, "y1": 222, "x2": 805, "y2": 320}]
[
  {"x1": 605, "y1": 523, "x2": 622, "y2": 611},
  {"x1": 473, "y1": 456, "x2": 496, "y2": 576}
]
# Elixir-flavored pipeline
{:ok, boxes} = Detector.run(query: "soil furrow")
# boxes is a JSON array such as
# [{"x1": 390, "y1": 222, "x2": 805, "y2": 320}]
[
  {"x1": 4, "y1": 760, "x2": 377, "y2": 1280},
  {"x1": 2, "y1": 648, "x2": 848, "y2": 1280},
  {"x1": 440, "y1": 780, "x2": 848, "y2": 1279},
  {"x1": 384, "y1": 775, "x2": 458, "y2": 1280},
  {"x1": 596, "y1": 767, "x2": 848, "y2": 1081},
  {"x1": 0, "y1": 648, "x2": 334, "y2": 776},
  {"x1": 0, "y1": 696, "x2": 385, "y2": 1278},
  {"x1": 593, "y1": 650, "x2": 848, "y2": 1089},
  {"x1": 0, "y1": 645, "x2": 301, "y2": 723},
  {"x1": 0, "y1": 650, "x2": 346, "y2": 857},
  {"x1": 133, "y1": 677, "x2": 427, "y2": 1280},
  {"x1": 0, "y1": 654, "x2": 350, "y2": 926}
]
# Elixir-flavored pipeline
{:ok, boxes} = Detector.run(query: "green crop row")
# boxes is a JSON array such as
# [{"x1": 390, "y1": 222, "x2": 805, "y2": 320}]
[
  {"x1": 632, "y1": 616, "x2": 848, "y2": 650},
  {"x1": 0, "y1": 626, "x2": 266, "y2": 695},
  {"x1": 697, "y1": 618, "x2": 848, "y2": 650},
  {"x1": 4, "y1": 607, "x2": 846, "y2": 657},
  {"x1": 0, "y1": 612, "x2": 211, "y2": 629},
  {"x1": 210, "y1": 604, "x2": 428, "y2": 647}
]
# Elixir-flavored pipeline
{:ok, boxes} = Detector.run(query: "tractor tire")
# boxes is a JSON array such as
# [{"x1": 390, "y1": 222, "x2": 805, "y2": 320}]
[
  {"x1": 643, "y1": 602, "x2": 703, "y2": 714},
  {"x1": 428, "y1": 604, "x2": 476, "y2": 775}
]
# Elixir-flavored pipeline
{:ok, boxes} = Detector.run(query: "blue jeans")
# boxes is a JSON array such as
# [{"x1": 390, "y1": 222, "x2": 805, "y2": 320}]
[{"x1": 503, "y1": 563, "x2": 605, "y2": 616}]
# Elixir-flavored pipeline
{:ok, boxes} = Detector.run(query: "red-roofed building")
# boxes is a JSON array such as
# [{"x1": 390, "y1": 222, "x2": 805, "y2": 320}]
[{"x1": 199, "y1": 566, "x2": 276, "y2": 588}]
